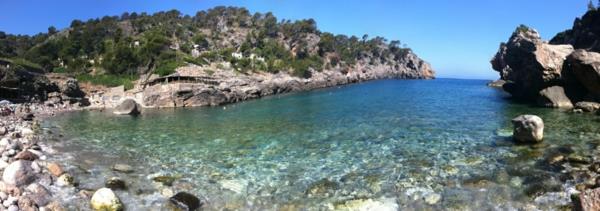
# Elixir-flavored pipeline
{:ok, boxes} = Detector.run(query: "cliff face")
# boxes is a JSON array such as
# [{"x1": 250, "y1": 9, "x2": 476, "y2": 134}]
[
  {"x1": 550, "y1": 10, "x2": 600, "y2": 52},
  {"x1": 491, "y1": 11, "x2": 600, "y2": 110}
]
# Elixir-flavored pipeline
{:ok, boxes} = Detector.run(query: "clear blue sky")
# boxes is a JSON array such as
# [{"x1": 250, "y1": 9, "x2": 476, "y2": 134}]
[{"x1": 0, "y1": 0, "x2": 591, "y2": 79}]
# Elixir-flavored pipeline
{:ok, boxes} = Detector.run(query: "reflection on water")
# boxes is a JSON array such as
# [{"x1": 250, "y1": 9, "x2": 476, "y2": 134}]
[{"x1": 44, "y1": 79, "x2": 600, "y2": 210}]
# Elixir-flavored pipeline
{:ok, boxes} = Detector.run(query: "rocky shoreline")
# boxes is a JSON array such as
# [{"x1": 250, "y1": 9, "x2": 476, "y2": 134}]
[{"x1": 0, "y1": 102, "x2": 81, "y2": 210}]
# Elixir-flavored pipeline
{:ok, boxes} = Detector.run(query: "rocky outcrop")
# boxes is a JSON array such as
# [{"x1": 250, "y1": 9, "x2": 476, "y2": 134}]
[
  {"x1": 512, "y1": 115, "x2": 544, "y2": 143},
  {"x1": 142, "y1": 55, "x2": 434, "y2": 108},
  {"x1": 491, "y1": 26, "x2": 574, "y2": 100},
  {"x1": 566, "y1": 50, "x2": 600, "y2": 97},
  {"x1": 550, "y1": 10, "x2": 600, "y2": 52},
  {"x1": 0, "y1": 64, "x2": 56, "y2": 103},
  {"x1": 492, "y1": 21, "x2": 600, "y2": 108},
  {"x1": 575, "y1": 101, "x2": 600, "y2": 113},
  {"x1": 537, "y1": 86, "x2": 573, "y2": 108},
  {"x1": 113, "y1": 99, "x2": 140, "y2": 115}
]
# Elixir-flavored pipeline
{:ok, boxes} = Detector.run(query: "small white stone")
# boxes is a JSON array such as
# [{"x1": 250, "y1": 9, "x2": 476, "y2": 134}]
[
  {"x1": 7, "y1": 205, "x2": 17, "y2": 211},
  {"x1": 424, "y1": 193, "x2": 442, "y2": 205},
  {"x1": 0, "y1": 192, "x2": 7, "y2": 201}
]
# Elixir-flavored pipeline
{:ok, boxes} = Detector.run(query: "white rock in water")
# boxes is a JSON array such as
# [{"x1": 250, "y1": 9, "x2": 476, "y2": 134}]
[
  {"x1": 424, "y1": 193, "x2": 442, "y2": 205},
  {"x1": 90, "y1": 188, "x2": 123, "y2": 211},
  {"x1": 512, "y1": 115, "x2": 544, "y2": 143},
  {"x1": 332, "y1": 198, "x2": 398, "y2": 211},
  {"x1": 219, "y1": 179, "x2": 248, "y2": 194}
]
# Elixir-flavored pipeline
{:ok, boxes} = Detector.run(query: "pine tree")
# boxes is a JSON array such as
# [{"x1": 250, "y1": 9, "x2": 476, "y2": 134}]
[{"x1": 589, "y1": 0, "x2": 596, "y2": 11}]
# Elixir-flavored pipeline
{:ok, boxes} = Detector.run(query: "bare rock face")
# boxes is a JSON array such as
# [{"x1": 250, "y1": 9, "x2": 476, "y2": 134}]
[
  {"x1": 113, "y1": 99, "x2": 140, "y2": 115},
  {"x1": 491, "y1": 26, "x2": 574, "y2": 100},
  {"x1": 512, "y1": 115, "x2": 544, "y2": 143},
  {"x1": 537, "y1": 86, "x2": 573, "y2": 108},
  {"x1": 141, "y1": 53, "x2": 434, "y2": 108},
  {"x1": 566, "y1": 50, "x2": 600, "y2": 97}
]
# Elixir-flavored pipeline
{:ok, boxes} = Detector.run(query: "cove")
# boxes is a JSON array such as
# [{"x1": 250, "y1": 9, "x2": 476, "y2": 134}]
[{"x1": 43, "y1": 79, "x2": 600, "y2": 210}]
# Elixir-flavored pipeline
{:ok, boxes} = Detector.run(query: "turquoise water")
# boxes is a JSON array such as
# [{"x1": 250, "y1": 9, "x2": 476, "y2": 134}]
[{"x1": 44, "y1": 79, "x2": 600, "y2": 210}]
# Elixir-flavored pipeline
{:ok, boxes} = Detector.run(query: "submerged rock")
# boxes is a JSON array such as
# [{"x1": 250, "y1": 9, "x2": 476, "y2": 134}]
[
  {"x1": 333, "y1": 198, "x2": 398, "y2": 211},
  {"x1": 424, "y1": 193, "x2": 442, "y2": 205},
  {"x1": 105, "y1": 177, "x2": 127, "y2": 190},
  {"x1": 111, "y1": 164, "x2": 134, "y2": 173},
  {"x1": 113, "y1": 99, "x2": 141, "y2": 115},
  {"x1": 306, "y1": 179, "x2": 339, "y2": 197},
  {"x1": 2, "y1": 160, "x2": 35, "y2": 186},
  {"x1": 512, "y1": 115, "x2": 544, "y2": 143},
  {"x1": 91, "y1": 188, "x2": 123, "y2": 211},
  {"x1": 169, "y1": 192, "x2": 202, "y2": 211}
]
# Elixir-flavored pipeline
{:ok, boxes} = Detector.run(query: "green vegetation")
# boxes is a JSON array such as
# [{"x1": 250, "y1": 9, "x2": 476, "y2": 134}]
[
  {"x1": 76, "y1": 73, "x2": 138, "y2": 90},
  {"x1": 0, "y1": 6, "x2": 415, "y2": 86}
]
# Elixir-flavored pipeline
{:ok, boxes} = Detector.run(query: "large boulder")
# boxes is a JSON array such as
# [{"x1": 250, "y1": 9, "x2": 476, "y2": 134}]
[
  {"x1": 537, "y1": 86, "x2": 573, "y2": 108},
  {"x1": 491, "y1": 26, "x2": 574, "y2": 100},
  {"x1": 2, "y1": 160, "x2": 35, "y2": 186},
  {"x1": 58, "y1": 78, "x2": 85, "y2": 98},
  {"x1": 113, "y1": 99, "x2": 141, "y2": 115},
  {"x1": 512, "y1": 115, "x2": 544, "y2": 143},
  {"x1": 90, "y1": 188, "x2": 123, "y2": 211},
  {"x1": 566, "y1": 50, "x2": 600, "y2": 97}
]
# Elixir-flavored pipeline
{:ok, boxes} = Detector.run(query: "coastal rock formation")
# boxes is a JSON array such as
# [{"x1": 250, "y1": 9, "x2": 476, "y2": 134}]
[
  {"x1": 113, "y1": 99, "x2": 140, "y2": 115},
  {"x1": 537, "y1": 86, "x2": 573, "y2": 108},
  {"x1": 491, "y1": 26, "x2": 574, "y2": 100},
  {"x1": 511, "y1": 115, "x2": 544, "y2": 143},
  {"x1": 550, "y1": 10, "x2": 600, "y2": 52},
  {"x1": 566, "y1": 50, "x2": 600, "y2": 97},
  {"x1": 492, "y1": 10, "x2": 600, "y2": 109},
  {"x1": 90, "y1": 188, "x2": 123, "y2": 211}
]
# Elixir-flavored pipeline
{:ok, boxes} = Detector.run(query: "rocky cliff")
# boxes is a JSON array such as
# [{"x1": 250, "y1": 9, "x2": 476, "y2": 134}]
[
  {"x1": 491, "y1": 10, "x2": 600, "y2": 112},
  {"x1": 141, "y1": 52, "x2": 433, "y2": 108}
]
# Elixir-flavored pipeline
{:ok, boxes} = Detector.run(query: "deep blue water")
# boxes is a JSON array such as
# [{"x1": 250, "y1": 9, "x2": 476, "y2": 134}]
[{"x1": 45, "y1": 79, "x2": 600, "y2": 210}]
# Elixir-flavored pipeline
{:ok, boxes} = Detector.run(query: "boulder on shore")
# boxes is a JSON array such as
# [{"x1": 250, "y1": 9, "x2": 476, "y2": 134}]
[
  {"x1": 491, "y1": 26, "x2": 574, "y2": 100},
  {"x1": 512, "y1": 115, "x2": 544, "y2": 143},
  {"x1": 578, "y1": 187, "x2": 600, "y2": 211},
  {"x1": 113, "y1": 99, "x2": 140, "y2": 115},
  {"x1": 90, "y1": 188, "x2": 123, "y2": 211},
  {"x1": 537, "y1": 86, "x2": 573, "y2": 108},
  {"x1": 2, "y1": 160, "x2": 35, "y2": 186}
]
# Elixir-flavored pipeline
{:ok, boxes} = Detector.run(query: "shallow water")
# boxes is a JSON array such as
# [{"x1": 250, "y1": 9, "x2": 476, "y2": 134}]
[{"x1": 43, "y1": 79, "x2": 600, "y2": 210}]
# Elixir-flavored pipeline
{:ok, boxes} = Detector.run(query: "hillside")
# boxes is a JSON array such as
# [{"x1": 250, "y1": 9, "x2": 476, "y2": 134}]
[{"x1": 0, "y1": 6, "x2": 434, "y2": 106}]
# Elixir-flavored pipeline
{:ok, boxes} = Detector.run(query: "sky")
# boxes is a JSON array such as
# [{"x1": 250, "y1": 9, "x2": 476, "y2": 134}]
[{"x1": 0, "y1": 0, "x2": 592, "y2": 79}]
